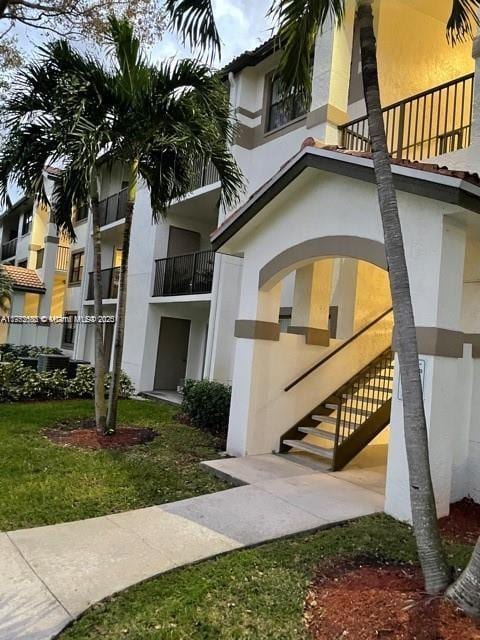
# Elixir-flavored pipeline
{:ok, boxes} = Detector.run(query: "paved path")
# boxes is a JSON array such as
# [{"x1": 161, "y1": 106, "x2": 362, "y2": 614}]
[{"x1": 0, "y1": 455, "x2": 384, "y2": 640}]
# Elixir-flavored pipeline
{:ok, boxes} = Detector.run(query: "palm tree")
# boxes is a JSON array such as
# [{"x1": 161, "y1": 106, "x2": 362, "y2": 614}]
[
  {"x1": 0, "y1": 265, "x2": 12, "y2": 313},
  {"x1": 164, "y1": 0, "x2": 480, "y2": 605},
  {"x1": 0, "y1": 50, "x2": 111, "y2": 432},
  {"x1": 0, "y1": 17, "x2": 243, "y2": 433}
]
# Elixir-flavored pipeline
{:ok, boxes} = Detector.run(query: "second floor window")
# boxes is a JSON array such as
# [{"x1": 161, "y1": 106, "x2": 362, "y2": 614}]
[
  {"x1": 69, "y1": 251, "x2": 84, "y2": 285},
  {"x1": 76, "y1": 204, "x2": 89, "y2": 222},
  {"x1": 266, "y1": 75, "x2": 311, "y2": 133},
  {"x1": 22, "y1": 211, "x2": 33, "y2": 235}
]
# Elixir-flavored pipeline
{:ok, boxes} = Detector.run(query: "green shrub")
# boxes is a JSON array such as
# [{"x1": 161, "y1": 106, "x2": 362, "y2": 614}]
[
  {"x1": 0, "y1": 361, "x2": 67, "y2": 402},
  {"x1": 0, "y1": 343, "x2": 62, "y2": 359},
  {"x1": 181, "y1": 379, "x2": 231, "y2": 436},
  {"x1": 68, "y1": 366, "x2": 135, "y2": 400},
  {"x1": 0, "y1": 361, "x2": 134, "y2": 403}
]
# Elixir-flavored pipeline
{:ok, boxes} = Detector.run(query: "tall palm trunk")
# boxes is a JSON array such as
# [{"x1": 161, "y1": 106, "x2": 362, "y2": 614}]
[
  {"x1": 106, "y1": 160, "x2": 138, "y2": 432},
  {"x1": 447, "y1": 538, "x2": 480, "y2": 616},
  {"x1": 357, "y1": 0, "x2": 451, "y2": 594},
  {"x1": 91, "y1": 196, "x2": 107, "y2": 434}
]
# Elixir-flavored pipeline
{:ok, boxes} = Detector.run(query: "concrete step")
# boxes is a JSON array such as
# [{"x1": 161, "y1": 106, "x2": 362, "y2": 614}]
[
  {"x1": 325, "y1": 403, "x2": 373, "y2": 417},
  {"x1": 312, "y1": 414, "x2": 359, "y2": 428},
  {"x1": 298, "y1": 426, "x2": 336, "y2": 440},
  {"x1": 283, "y1": 439, "x2": 334, "y2": 459}
]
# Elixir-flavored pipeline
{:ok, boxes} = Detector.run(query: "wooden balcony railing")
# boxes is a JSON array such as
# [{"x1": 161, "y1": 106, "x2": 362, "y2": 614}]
[
  {"x1": 87, "y1": 267, "x2": 121, "y2": 300},
  {"x1": 340, "y1": 73, "x2": 474, "y2": 162},
  {"x1": 1, "y1": 238, "x2": 17, "y2": 260},
  {"x1": 98, "y1": 188, "x2": 128, "y2": 227},
  {"x1": 153, "y1": 250, "x2": 215, "y2": 297}
]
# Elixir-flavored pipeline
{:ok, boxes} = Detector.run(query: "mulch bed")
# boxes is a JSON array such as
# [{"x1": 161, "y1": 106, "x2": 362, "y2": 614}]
[
  {"x1": 304, "y1": 559, "x2": 480, "y2": 640},
  {"x1": 43, "y1": 418, "x2": 156, "y2": 450},
  {"x1": 439, "y1": 498, "x2": 480, "y2": 545}
]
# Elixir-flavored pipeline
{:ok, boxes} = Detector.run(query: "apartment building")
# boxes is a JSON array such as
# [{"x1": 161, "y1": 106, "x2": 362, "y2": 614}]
[{"x1": 2, "y1": 0, "x2": 480, "y2": 521}]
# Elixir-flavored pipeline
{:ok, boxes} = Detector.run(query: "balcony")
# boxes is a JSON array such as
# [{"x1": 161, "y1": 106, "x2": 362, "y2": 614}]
[
  {"x1": 87, "y1": 267, "x2": 120, "y2": 300},
  {"x1": 99, "y1": 189, "x2": 128, "y2": 227},
  {"x1": 190, "y1": 159, "x2": 219, "y2": 192},
  {"x1": 340, "y1": 73, "x2": 474, "y2": 162},
  {"x1": 1, "y1": 238, "x2": 17, "y2": 261},
  {"x1": 35, "y1": 245, "x2": 69, "y2": 271},
  {"x1": 153, "y1": 250, "x2": 215, "y2": 297}
]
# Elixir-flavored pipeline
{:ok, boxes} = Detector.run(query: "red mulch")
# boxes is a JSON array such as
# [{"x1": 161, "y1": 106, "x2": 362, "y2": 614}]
[
  {"x1": 439, "y1": 498, "x2": 480, "y2": 545},
  {"x1": 43, "y1": 418, "x2": 156, "y2": 450},
  {"x1": 304, "y1": 560, "x2": 480, "y2": 640}
]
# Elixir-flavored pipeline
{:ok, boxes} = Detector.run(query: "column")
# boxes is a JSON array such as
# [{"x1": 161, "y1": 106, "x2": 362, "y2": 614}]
[
  {"x1": 288, "y1": 260, "x2": 332, "y2": 345},
  {"x1": 330, "y1": 258, "x2": 358, "y2": 339},
  {"x1": 385, "y1": 217, "x2": 467, "y2": 521},
  {"x1": 38, "y1": 222, "x2": 59, "y2": 318}
]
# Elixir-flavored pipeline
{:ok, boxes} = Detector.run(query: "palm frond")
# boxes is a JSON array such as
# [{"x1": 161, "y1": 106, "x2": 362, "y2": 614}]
[
  {"x1": 447, "y1": 0, "x2": 480, "y2": 44},
  {"x1": 164, "y1": 0, "x2": 221, "y2": 59},
  {"x1": 270, "y1": 0, "x2": 345, "y2": 96}
]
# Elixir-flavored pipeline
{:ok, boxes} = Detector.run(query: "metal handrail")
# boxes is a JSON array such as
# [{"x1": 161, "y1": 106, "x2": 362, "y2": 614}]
[
  {"x1": 153, "y1": 250, "x2": 215, "y2": 297},
  {"x1": 340, "y1": 73, "x2": 474, "y2": 161},
  {"x1": 284, "y1": 307, "x2": 393, "y2": 392}
]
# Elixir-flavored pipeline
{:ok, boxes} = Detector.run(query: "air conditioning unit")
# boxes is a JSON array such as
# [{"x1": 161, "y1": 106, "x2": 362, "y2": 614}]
[{"x1": 37, "y1": 354, "x2": 71, "y2": 373}]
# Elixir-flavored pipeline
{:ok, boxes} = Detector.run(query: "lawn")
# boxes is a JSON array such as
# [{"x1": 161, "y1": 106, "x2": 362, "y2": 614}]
[
  {"x1": 59, "y1": 514, "x2": 473, "y2": 640},
  {"x1": 0, "y1": 399, "x2": 228, "y2": 530}
]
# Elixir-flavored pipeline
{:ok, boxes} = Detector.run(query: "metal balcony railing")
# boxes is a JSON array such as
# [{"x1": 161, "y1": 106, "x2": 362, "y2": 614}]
[
  {"x1": 340, "y1": 73, "x2": 474, "y2": 162},
  {"x1": 87, "y1": 267, "x2": 121, "y2": 300},
  {"x1": 190, "y1": 159, "x2": 219, "y2": 191},
  {"x1": 98, "y1": 188, "x2": 128, "y2": 227},
  {"x1": 1, "y1": 238, "x2": 17, "y2": 260},
  {"x1": 153, "y1": 250, "x2": 215, "y2": 297}
]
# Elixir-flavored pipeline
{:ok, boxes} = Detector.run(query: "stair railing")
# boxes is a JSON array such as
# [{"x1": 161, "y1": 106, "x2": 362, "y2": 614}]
[
  {"x1": 284, "y1": 307, "x2": 393, "y2": 392},
  {"x1": 334, "y1": 348, "x2": 394, "y2": 449}
]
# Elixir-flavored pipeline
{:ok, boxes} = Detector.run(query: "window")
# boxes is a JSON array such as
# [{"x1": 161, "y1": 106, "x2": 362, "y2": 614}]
[
  {"x1": 279, "y1": 307, "x2": 292, "y2": 333},
  {"x1": 62, "y1": 312, "x2": 77, "y2": 348},
  {"x1": 22, "y1": 210, "x2": 33, "y2": 235},
  {"x1": 266, "y1": 75, "x2": 310, "y2": 133},
  {"x1": 76, "y1": 204, "x2": 89, "y2": 223},
  {"x1": 69, "y1": 251, "x2": 84, "y2": 285}
]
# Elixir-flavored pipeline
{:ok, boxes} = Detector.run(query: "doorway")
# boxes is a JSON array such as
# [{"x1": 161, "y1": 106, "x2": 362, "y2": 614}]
[{"x1": 154, "y1": 316, "x2": 191, "y2": 390}]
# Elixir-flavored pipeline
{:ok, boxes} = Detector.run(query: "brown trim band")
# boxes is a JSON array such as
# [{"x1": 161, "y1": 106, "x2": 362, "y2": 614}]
[
  {"x1": 236, "y1": 106, "x2": 262, "y2": 119},
  {"x1": 393, "y1": 327, "x2": 480, "y2": 358},
  {"x1": 287, "y1": 325, "x2": 330, "y2": 346},
  {"x1": 306, "y1": 104, "x2": 348, "y2": 129},
  {"x1": 236, "y1": 117, "x2": 307, "y2": 150},
  {"x1": 234, "y1": 319, "x2": 280, "y2": 341},
  {"x1": 259, "y1": 236, "x2": 387, "y2": 290},
  {"x1": 44, "y1": 235, "x2": 59, "y2": 244}
]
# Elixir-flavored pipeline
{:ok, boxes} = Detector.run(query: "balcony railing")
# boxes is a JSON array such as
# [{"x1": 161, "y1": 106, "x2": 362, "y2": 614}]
[
  {"x1": 56, "y1": 245, "x2": 70, "y2": 271},
  {"x1": 87, "y1": 267, "x2": 121, "y2": 300},
  {"x1": 190, "y1": 159, "x2": 219, "y2": 192},
  {"x1": 340, "y1": 73, "x2": 474, "y2": 162},
  {"x1": 98, "y1": 188, "x2": 128, "y2": 227},
  {"x1": 1, "y1": 238, "x2": 17, "y2": 260},
  {"x1": 153, "y1": 250, "x2": 215, "y2": 297}
]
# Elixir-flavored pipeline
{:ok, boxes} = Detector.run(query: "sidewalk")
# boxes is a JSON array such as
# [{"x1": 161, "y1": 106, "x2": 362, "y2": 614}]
[{"x1": 0, "y1": 455, "x2": 384, "y2": 640}]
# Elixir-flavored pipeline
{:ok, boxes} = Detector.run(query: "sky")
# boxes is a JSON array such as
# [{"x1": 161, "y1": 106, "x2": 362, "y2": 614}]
[
  {"x1": 153, "y1": 0, "x2": 274, "y2": 65},
  {"x1": 12, "y1": 0, "x2": 274, "y2": 70}
]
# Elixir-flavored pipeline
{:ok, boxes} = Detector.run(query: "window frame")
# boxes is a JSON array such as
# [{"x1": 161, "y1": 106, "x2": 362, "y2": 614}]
[
  {"x1": 69, "y1": 250, "x2": 84, "y2": 286},
  {"x1": 264, "y1": 72, "x2": 311, "y2": 134},
  {"x1": 62, "y1": 311, "x2": 77, "y2": 349}
]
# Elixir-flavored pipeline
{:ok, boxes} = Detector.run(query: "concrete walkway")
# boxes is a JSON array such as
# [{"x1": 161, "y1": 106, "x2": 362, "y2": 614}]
[{"x1": 0, "y1": 455, "x2": 384, "y2": 640}]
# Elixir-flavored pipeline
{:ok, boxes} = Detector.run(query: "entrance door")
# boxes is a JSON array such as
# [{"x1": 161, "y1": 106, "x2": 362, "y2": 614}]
[{"x1": 154, "y1": 317, "x2": 191, "y2": 390}]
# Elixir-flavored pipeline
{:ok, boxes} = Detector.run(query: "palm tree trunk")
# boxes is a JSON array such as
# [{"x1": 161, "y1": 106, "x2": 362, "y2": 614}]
[
  {"x1": 91, "y1": 197, "x2": 107, "y2": 434},
  {"x1": 106, "y1": 160, "x2": 138, "y2": 432},
  {"x1": 357, "y1": 0, "x2": 451, "y2": 594},
  {"x1": 447, "y1": 537, "x2": 480, "y2": 617}
]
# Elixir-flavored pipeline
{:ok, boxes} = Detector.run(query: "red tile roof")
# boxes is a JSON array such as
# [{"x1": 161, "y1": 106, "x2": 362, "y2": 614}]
[
  {"x1": 301, "y1": 138, "x2": 480, "y2": 186},
  {"x1": 2, "y1": 265, "x2": 45, "y2": 293}
]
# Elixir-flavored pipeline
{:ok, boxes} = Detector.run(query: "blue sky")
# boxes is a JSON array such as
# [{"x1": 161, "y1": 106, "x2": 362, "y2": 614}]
[{"x1": 12, "y1": 0, "x2": 273, "y2": 69}]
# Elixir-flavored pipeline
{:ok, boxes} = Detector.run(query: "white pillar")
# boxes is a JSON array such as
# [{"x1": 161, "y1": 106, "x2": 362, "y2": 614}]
[
  {"x1": 331, "y1": 258, "x2": 358, "y2": 339},
  {"x1": 288, "y1": 261, "x2": 332, "y2": 345},
  {"x1": 38, "y1": 223, "x2": 59, "y2": 318},
  {"x1": 385, "y1": 217, "x2": 467, "y2": 521}
]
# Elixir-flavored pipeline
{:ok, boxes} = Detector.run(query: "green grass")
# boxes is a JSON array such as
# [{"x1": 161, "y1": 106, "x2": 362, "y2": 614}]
[
  {"x1": 59, "y1": 514, "x2": 473, "y2": 640},
  {"x1": 0, "y1": 399, "x2": 228, "y2": 530}
]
